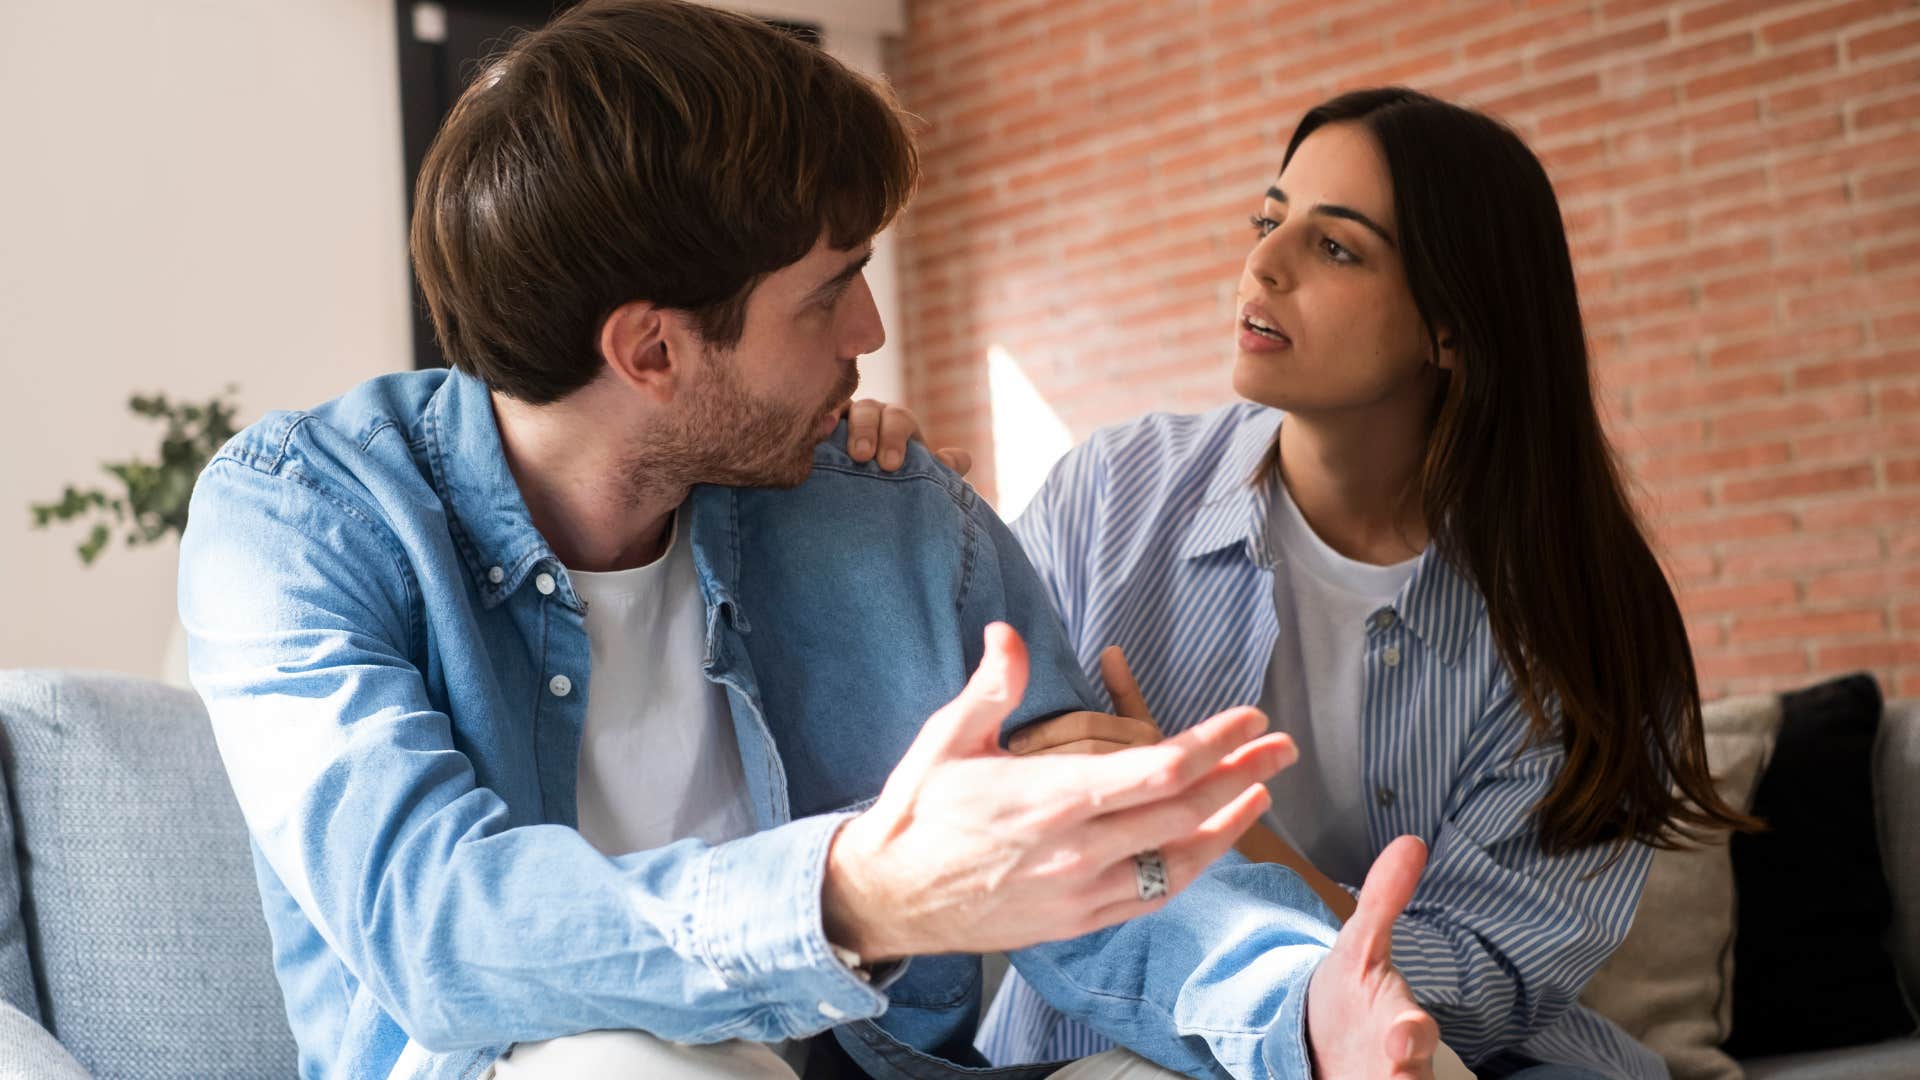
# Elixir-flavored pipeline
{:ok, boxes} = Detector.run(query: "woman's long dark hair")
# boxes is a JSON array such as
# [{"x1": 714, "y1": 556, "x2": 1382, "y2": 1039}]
[{"x1": 1279, "y1": 87, "x2": 1758, "y2": 853}]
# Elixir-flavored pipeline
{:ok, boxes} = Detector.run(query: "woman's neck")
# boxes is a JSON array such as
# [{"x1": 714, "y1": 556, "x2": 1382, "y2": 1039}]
[{"x1": 1275, "y1": 404, "x2": 1431, "y2": 566}]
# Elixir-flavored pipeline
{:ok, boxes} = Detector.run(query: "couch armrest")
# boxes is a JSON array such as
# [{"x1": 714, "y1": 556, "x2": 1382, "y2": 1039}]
[
  {"x1": 1876, "y1": 698, "x2": 1920, "y2": 1013},
  {"x1": 0, "y1": 999, "x2": 89, "y2": 1079}
]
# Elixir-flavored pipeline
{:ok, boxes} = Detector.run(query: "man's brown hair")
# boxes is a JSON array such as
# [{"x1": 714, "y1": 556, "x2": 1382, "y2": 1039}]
[{"x1": 410, "y1": 0, "x2": 919, "y2": 404}]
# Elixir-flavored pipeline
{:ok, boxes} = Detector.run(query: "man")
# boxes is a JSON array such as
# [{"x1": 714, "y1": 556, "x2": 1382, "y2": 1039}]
[{"x1": 178, "y1": 3, "x2": 1437, "y2": 1078}]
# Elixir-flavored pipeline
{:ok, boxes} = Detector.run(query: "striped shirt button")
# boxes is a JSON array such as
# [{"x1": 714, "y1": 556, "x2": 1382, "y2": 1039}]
[
  {"x1": 1376, "y1": 786, "x2": 1397, "y2": 807},
  {"x1": 1382, "y1": 644, "x2": 1403, "y2": 667},
  {"x1": 1373, "y1": 609, "x2": 1397, "y2": 630}
]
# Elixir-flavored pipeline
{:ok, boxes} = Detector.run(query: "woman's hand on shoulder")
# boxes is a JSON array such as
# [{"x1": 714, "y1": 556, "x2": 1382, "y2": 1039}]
[{"x1": 844, "y1": 398, "x2": 973, "y2": 477}]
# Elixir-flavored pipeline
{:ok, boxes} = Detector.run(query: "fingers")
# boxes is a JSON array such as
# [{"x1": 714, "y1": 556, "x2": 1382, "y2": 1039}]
[
  {"x1": 1054, "y1": 706, "x2": 1273, "y2": 814},
  {"x1": 1078, "y1": 782, "x2": 1274, "y2": 930},
  {"x1": 1349, "y1": 835, "x2": 1428, "y2": 970},
  {"x1": 1098, "y1": 646, "x2": 1156, "y2": 727},
  {"x1": 934, "y1": 447, "x2": 973, "y2": 477},
  {"x1": 1006, "y1": 710, "x2": 1160, "y2": 755},
  {"x1": 898, "y1": 623, "x2": 1031, "y2": 771},
  {"x1": 874, "y1": 401, "x2": 921, "y2": 470},
  {"x1": 1077, "y1": 734, "x2": 1293, "y2": 863},
  {"x1": 1391, "y1": 1014, "x2": 1441, "y2": 1077},
  {"x1": 846, "y1": 398, "x2": 884, "y2": 462}
]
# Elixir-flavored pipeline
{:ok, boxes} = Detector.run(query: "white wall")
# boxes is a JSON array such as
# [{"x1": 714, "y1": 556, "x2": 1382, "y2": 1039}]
[{"x1": 0, "y1": 1, "x2": 412, "y2": 675}]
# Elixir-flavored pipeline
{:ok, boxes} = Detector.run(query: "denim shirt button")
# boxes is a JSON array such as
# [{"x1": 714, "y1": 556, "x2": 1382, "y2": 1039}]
[
  {"x1": 817, "y1": 1001, "x2": 849, "y2": 1020},
  {"x1": 487, "y1": 566, "x2": 504, "y2": 584},
  {"x1": 548, "y1": 674, "x2": 572, "y2": 698},
  {"x1": 535, "y1": 572, "x2": 557, "y2": 596}
]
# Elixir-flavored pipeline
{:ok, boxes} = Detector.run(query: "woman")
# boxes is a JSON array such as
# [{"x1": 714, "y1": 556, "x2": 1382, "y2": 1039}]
[{"x1": 854, "y1": 87, "x2": 1754, "y2": 1080}]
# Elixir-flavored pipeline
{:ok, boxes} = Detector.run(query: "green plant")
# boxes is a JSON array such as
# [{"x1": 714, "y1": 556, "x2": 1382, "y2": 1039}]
[{"x1": 30, "y1": 388, "x2": 242, "y2": 565}]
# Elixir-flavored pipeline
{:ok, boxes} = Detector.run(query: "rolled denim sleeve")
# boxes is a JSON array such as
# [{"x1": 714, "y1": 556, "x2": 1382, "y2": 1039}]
[
  {"x1": 180, "y1": 456, "x2": 885, "y2": 1053},
  {"x1": 1390, "y1": 686, "x2": 1653, "y2": 1065},
  {"x1": 1007, "y1": 858, "x2": 1332, "y2": 1079}
]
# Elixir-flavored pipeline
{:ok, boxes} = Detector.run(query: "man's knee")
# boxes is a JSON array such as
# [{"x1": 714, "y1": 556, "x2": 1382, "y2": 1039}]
[
  {"x1": 485, "y1": 1029, "x2": 802, "y2": 1079},
  {"x1": 1048, "y1": 1048, "x2": 1190, "y2": 1079}
]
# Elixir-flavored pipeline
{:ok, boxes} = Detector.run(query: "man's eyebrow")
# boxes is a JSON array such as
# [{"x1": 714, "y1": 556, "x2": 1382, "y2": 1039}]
[
  {"x1": 807, "y1": 249, "x2": 874, "y2": 304},
  {"x1": 1265, "y1": 185, "x2": 1397, "y2": 249}
]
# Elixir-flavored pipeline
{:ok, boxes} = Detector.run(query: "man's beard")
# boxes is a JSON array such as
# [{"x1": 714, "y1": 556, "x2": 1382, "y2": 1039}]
[{"x1": 625, "y1": 350, "x2": 859, "y2": 501}]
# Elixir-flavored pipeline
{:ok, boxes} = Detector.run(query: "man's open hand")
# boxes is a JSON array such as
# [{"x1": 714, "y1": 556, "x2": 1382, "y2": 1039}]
[{"x1": 822, "y1": 623, "x2": 1294, "y2": 961}]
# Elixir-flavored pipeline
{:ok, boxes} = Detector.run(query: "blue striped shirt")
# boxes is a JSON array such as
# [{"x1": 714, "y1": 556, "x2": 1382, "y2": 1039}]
[{"x1": 976, "y1": 403, "x2": 1665, "y2": 1080}]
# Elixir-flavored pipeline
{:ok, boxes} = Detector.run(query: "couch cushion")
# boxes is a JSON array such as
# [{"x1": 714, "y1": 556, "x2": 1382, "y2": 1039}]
[
  {"x1": 1741, "y1": 1035, "x2": 1920, "y2": 1080},
  {"x1": 0, "y1": 745, "x2": 37, "y2": 1026},
  {"x1": 0, "y1": 997, "x2": 88, "y2": 1080},
  {"x1": 0, "y1": 670, "x2": 296, "y2": 1079},
  {"x1": 1726, "y1": 673, "x2": 1917, "y2": 1058},
  {"x1": 1580, "y1": 693, "x2": 1779, "y2": 1080}
]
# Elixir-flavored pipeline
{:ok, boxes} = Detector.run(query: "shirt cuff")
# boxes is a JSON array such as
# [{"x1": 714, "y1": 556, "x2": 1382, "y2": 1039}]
[
  {"x1": 698, "y1": 811, "x2": 893, "y2": 1031},
  {"x1": 1266, "y1": 954, "x2": 1317, "y2": 1080}
]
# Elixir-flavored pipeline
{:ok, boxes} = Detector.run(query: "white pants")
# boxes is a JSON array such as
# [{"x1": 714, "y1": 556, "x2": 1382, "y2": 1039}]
[{"x1": 485, "y1": 1029, "x2": 1183, "y2": 1078}]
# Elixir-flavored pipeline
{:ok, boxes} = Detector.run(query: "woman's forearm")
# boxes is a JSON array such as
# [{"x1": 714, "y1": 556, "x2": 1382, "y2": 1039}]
[{"x1": 1235, "y1": 821, "x2": 1358, "y2": 922}]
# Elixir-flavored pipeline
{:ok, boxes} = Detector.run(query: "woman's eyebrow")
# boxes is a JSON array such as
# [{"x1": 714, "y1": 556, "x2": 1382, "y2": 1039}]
[{"x1": 1266, "y1": 185, "x2": 1397, "y2": 249}]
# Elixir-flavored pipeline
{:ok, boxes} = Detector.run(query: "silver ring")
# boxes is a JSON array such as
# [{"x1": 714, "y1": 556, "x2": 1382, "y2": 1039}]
[{"x1": 1133, "y1": 849, "x2": 1168, "y2": 902}]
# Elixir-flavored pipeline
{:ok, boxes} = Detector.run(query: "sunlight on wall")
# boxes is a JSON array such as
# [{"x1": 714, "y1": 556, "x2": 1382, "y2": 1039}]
[{"x1": 987, "y1": 345, "x2": 1073, "y2": 521}]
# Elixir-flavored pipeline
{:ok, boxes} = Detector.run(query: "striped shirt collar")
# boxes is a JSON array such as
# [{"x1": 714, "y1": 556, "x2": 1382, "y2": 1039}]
[{"x1": 1176, "y1": 406, "x2": 1483, "y2": 667}]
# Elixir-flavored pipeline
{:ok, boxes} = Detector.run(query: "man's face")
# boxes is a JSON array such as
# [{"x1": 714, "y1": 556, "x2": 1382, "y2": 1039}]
[{"x1": 657, "y1": 235, "x2": 884, "y2": 490}]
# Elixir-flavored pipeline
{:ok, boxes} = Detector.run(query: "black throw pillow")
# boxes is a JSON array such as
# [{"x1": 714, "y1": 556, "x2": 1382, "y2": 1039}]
[{"x1": 1724, "y1": 673, "x2": 1918, "y2": 1057}]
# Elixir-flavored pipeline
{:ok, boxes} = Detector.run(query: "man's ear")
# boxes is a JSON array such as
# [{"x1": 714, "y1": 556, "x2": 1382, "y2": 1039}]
[{"x1": 599, "y1": 300, "x2": 676, "y2": 400}]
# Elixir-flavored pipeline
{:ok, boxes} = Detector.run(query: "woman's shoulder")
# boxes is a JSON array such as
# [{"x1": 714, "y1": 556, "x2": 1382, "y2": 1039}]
[{"x1": 1055, "y1": 401, "x2": 1278, "y2": 499}]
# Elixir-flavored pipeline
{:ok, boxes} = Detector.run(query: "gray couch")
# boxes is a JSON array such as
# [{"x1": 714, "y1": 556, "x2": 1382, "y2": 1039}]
[{"x1": 0, "y1": 669, "x2": 1914, "y2": 1079}]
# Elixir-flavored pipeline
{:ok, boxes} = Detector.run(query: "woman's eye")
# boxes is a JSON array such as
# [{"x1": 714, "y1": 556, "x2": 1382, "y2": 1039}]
[
  {"x1": 1248, "y1": 214, "x2": 1277, "y2": 238},
  {"x1": 1320, "y1": 236, "x2": 1355, "y2": 263}
]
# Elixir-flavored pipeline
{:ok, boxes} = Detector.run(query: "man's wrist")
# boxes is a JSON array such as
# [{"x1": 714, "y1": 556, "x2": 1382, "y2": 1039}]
[{"x1": 821, "y1": 812, "x2": 909, "y2": 963}]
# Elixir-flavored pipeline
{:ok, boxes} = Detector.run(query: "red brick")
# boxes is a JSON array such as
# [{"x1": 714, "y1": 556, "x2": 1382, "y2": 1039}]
[
  {"x1": 1685, "y1": 45, "x2": 1837, "y2": 104},
  {"x1": 1534, "y1": 20, "x2": 1670, "y2": 72},
  {"x1": 1696, "y1": 648, "x2": 1811, "y2": 683},
  {"x1": 1768, "y1": 57, "x2": 1920, "y2": 115},
  {"x1": 1730, "y1": 607, "x2": 1886, "y2": 644},
  {"x1": 1660, "y1": 513, "x2": 1799, "y2": 549},
  {"x1": 1721, "y1": 532, "x2": 1885, "y2": 577},
  {"x1": 1763, "y1": 0, "x2": 1913, "y2": 45},
  {"x1": 1463, "y1": 8, "x2": 1597, "y2": 60},
  {"x1": 1636, "y1": 372, "x2": 1784, "y2": 415},
  {"x1": 1848, "y1": 16, "x2": 1920, "y2": 61},
  {"x1": 1691, "y1": 114, "x2": 1845, "y2": 171},
  {"x1": 1679, "y1": 0, "x2": 1807, "y2": 35},
  {"x1": 1722, "y1": 464, "x2": 1876, "y2": 504},
  {"x1": 1706, "y1": 325, "x2": 1867, "y2": 372},
  {"x1": 1639, "y1": 441, "x2": 1792, "y2": 483},
  {"x1": 1796, "y1": 349, "x2": 1920, "y2": 389},
  {"x1": 1815, "y1": 640, "x2": 1920, "y2": 670},
  {"x1": 1803, "y1": 493, "x2": 1920, "y2": 529},
  {"x1": 1891, "y1": 455, "x2": 1920, "y2": 486},
  {"x1": 1858, "y1": 92, "x2": 1920, "y2": 132},
  {"x1": 1713, "y1": 390, "x2": 1875, "y2": 442}
]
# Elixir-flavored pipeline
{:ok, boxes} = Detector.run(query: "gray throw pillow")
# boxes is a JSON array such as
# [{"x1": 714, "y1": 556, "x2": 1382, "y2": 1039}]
[{"x1": 0, "y1": 670, "x2": 296, "y2": 1080}]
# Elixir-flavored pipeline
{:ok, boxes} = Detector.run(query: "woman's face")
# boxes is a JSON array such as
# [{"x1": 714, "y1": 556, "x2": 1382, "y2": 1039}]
[{"x1": 1232, "y1": 121, "x2": 1447, "y2": 416}]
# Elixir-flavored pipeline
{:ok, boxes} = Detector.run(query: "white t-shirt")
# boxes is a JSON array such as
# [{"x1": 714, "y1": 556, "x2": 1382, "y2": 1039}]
[
  {"x1": 567, "y1": 512, "x2": 756, "y2": 858},
  {"x1": 1259, "y1": 475, "x2": 1418, "y2": 887}
]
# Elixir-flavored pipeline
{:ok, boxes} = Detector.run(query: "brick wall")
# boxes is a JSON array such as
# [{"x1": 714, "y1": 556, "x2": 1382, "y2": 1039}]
[{"x1": 892, "y1": 0, "x2": 1920, "y2": 699}]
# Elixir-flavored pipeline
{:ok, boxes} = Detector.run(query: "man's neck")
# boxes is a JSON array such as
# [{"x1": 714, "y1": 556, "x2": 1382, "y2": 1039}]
[
  {"x1": 491, "y1": 388, "x2": 683, "y2": 572},
  {"x1": 1276, "y1": 391, "x2": 1435, "y2": 566}
]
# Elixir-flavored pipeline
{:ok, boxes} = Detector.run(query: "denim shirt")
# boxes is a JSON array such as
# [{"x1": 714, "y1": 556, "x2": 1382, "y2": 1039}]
[{"x1": 178, "y1": 369, "x2": 1341, "y2": 1080}]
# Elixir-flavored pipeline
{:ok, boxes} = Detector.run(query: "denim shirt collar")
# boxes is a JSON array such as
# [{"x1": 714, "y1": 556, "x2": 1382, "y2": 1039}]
[
  {"x1": 419, "y1": 367, "x2": 750, "y2": 630},
  {"x1": 420, "y1": 369, "x2": 572, "y2": 610},
  {"x1": 1176, "y1": 405, "x2": 1482, "y2": 666}
]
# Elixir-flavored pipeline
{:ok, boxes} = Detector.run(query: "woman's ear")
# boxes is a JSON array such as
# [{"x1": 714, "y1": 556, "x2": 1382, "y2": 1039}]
[
  {"x1": 599, "y1": 300, "x2": 676, "y2": 401},
  {"x1": 1432, "y1": 329, "x2": 1460, "y2": 373}
]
